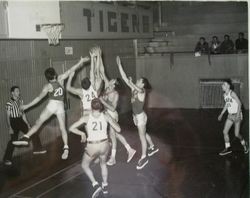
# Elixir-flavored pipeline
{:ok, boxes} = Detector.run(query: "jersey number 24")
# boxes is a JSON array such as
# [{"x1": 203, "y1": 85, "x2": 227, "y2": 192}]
[{"x1": 85, "y1": 92, "x2": 96, "y2": 102}]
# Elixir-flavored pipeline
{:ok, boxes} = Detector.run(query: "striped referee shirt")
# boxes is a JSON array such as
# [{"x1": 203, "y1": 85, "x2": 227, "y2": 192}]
[{"x1": 6, "y1": 97, "x2": 23, "y2": 118}]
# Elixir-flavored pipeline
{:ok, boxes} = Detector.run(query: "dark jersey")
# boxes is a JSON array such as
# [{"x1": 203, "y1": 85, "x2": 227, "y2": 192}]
[
  {"x1": 48, "y1": 81, "x2": 65, "y2": 101},
  {"x1": 131, "y1": 90, "x2": 144, "y2": 115}
]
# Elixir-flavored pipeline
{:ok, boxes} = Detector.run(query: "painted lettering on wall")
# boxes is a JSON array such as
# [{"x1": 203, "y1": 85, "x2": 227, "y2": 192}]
[
  {"x1": 82, "y1": 8, "x2": 149, "y2": 34},
  {"x1": 61, "y1": 2, "x2": 153, "y2": 39}
]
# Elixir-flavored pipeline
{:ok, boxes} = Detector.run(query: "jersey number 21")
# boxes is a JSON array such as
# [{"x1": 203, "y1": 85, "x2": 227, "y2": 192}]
[{"x1": 92, "y1": 121, "x2": 102, "y2": 131}]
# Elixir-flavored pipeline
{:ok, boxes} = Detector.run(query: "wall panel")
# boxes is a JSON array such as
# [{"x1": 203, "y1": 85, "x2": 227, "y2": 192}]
[{"x1": 136, "y1": 54, "x2": 248, "y2": 109}]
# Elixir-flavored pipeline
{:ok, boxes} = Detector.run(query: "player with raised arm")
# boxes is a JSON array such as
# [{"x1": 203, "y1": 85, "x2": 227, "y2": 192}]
[
  {"x1": 66, "y1": 48, "x2": 103, "y2": 116},
  {"x1": 13, "y1": 56, "x2": 89, "y2": 160},
  {"x1": 116, "y1": 56, "x2": 159, "y2": 170},
  {"x1": 94, "y1": 47, "x2": 136, "y2": 166}
]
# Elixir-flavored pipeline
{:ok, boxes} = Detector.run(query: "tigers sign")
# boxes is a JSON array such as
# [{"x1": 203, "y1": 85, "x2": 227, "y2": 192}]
[{"x1": 61, "y1": 1, "x2": 153, "y2": 39}]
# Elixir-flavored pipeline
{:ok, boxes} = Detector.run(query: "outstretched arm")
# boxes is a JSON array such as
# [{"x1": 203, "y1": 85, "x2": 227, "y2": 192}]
[
  {"x1": 116, "y1": 56, "x2": 142, "y2": 92},
  {"x1": 116, "y1": 56, "x2": 133, "y2": 89},
  {"x1": 89, "y1": 47, "x2": 103, "y2": 96},
  {"x1": 95, "y1": 47, "x2": 109, "y2": 87},
  {"x1": 95, "y1": 48, "x2": 102, "y2": 81},
  {"x1": 89, "y1": 49, "x2": 96, "y2": 87},
  {"x1": 66, "y1": 71, "x2": 83, "y2": 97},
  {"x1": 58, "y1": 56, "x2": 90, "y2": 82},
  {"x1": 93, "y1": 50, "x2": 103, "y2": 95},
  {"x1": 98, "y1": 52, "x2": 109, "y2": 87},
  {"x1": 23, "y1": 84, "x2": 50, "y2": 111}
]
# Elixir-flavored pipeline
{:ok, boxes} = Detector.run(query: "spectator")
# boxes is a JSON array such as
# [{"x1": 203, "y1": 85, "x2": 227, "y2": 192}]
[
  {"x1": 235, "y1": 32, "x2": 248, "y2": 53},
  {"x1": 220, "y1": 34, "x2": 234, "y2": 54},
  {"x1": 210, "y1": 36, "x2": 221, "y2": 54},
  {"x1": 194, "y1": 37, "x2": 209, "y2": 56}
]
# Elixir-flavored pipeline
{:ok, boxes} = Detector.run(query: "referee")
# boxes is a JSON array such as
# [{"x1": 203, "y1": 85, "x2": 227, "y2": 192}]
[{"x1": 3, "y1": 86, "x2": 46, "y2": 166}]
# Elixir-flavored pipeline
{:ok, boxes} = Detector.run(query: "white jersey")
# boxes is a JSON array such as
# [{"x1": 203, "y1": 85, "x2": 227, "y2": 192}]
[
  {"x1": 86, "y1": 112, "x2": 108, "y2": 141},
  {"x1": 224, "y1": 90, "x2": 239, "y2": 114},
  {"x1": 81, "y1": 85, "x2": 98, "y2": 110}
]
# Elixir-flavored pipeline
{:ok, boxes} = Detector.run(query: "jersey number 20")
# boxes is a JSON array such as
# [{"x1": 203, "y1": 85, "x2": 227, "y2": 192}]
[{"x1": 54, "y1": 87, "x2": 63, "y2": 97}]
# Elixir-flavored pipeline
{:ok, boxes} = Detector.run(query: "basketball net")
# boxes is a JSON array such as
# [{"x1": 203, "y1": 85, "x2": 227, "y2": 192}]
[{"x1": 41, "y1": 24, "x2": 64, "y2": 46}]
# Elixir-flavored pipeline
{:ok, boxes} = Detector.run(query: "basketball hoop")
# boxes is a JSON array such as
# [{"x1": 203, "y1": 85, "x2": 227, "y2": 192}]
[{"x1": 40, "y1": 23, "x2": 64, "y2": 46}]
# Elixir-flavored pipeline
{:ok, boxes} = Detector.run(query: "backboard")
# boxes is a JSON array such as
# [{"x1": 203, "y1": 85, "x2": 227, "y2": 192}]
[{"x1": 7, "y1": 1, "x2": 61, "y2": 39}]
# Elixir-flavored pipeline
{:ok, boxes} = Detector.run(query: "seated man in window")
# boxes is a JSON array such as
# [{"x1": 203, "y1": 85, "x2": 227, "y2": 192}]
[
  {"x1": 194, "y1": 37, "x2": 209, "y2": 56},
  {"x1": 235, "y1": 32, "x2": 248, "y2": 53},
  {"x1": 210, "y1": 36, "x2": 221, "y2": 54},
  {"x1": 220, "y1": 34, "x2": 234, "y2": 54}
]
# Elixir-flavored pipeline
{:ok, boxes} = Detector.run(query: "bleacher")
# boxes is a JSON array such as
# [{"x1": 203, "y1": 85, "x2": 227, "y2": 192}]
[{"x1": 137, "y1": 2, "x2": 248, "y2": 56}]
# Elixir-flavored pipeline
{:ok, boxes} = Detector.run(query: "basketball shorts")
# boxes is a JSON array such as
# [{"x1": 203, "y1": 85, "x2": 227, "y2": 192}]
[
  {"x1": 227, "y1": 112, "x2": 243, "y2": 123},
  {"x1": 133, "y1": 111, "x2": 147, "y2": 126},
  {"x1": 46, "y1": 100, "x2": 65, "y2": 115},
  {"x1": 84, "y1": 139, "x2": 109, "y2": 158}
]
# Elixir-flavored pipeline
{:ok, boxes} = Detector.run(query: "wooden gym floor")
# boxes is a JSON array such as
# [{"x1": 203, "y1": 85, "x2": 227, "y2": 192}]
[{"x1": 0, "y1": 109, "x2": 248, "y2": 198}]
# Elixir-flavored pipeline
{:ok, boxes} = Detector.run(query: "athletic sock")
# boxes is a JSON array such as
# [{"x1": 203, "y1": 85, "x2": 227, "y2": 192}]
[
  {"x1": 225, "y1": 142, "x2": 230, "y2": 148},
  {"x1": 92, "y1": 181, "x2": 98, "y2": 187},
  {"x1": 111, "y1": 149, "x2": 116, "y2": 158},
  {"x1": 125, "y1": 144, "x2": 131, "y2": 151},
  {"x1": 24, "y1": 135, "x2": 30, "y2": 138},
  {"x1": 64, "y1": 145, "x2": 69, "y2": 149},
  {"x1": 240, "y1": 139, "x2": 246, "y2": 146}
]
